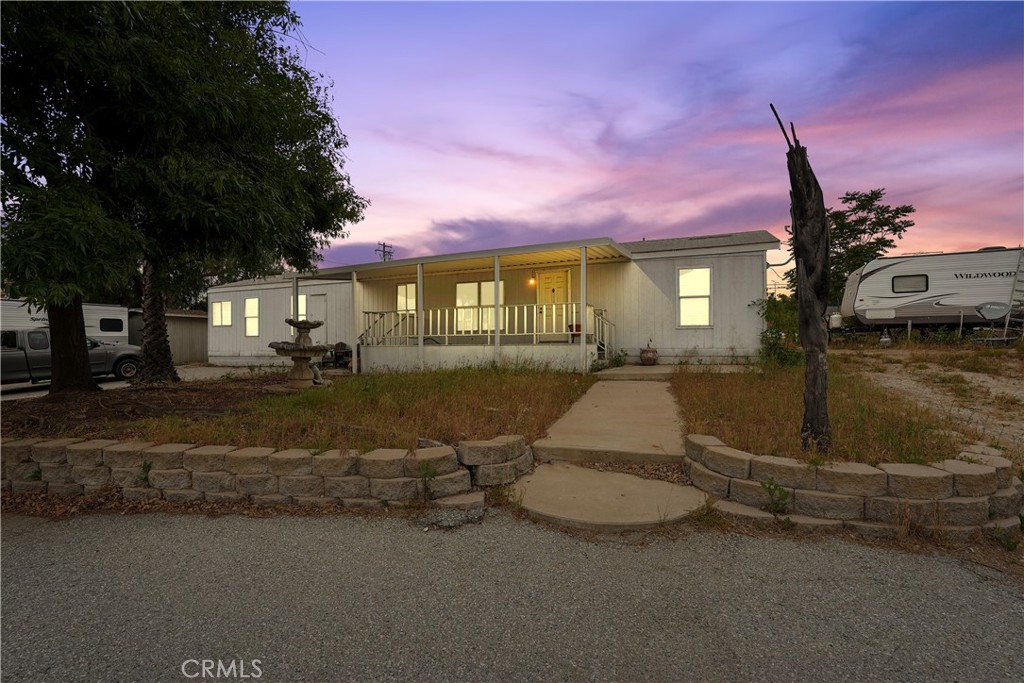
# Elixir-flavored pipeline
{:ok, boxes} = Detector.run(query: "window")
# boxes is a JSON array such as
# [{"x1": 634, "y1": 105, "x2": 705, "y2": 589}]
[
  {"x1": 244, "y1": 298, "x2": 259, "y2": 337},
  {"x1": 99, "y1": 318, "x2": 124, "y2": 332},
  {"x1": 456, "y1": 281, "x2": 504, "y2": 332},
  {"x1": 289, "y1": 294, "x2": 307, "y2": 322},
  {"x1": 1, "y1": 331, "x2": 16, "y2": 349},
  {"x1": 397, "y1": 283, "x2": 417, "y2": 311},
  {"x1": 678, "y1": 267, "x2": 711, "y2": 326},
  {"x1": 892, "y1": 274, "x2": 928, "y2": 293},
  {"x1": 211, "y1": 301, "x2": 232, "y2": 327},
  {"x1": 27, "y1": 330, "x2": 49, "y2": 350}
]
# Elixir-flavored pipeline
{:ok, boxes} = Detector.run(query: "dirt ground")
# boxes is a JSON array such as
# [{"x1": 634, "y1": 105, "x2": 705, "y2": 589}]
[{"x1": 834, "y1": 347, "x2": 1024, "y2": 464}]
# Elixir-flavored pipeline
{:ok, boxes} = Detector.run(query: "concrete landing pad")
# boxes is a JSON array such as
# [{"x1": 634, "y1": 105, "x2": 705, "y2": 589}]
[{"x1": 514, "y1": 462, "x2": 706, "y2": 531}]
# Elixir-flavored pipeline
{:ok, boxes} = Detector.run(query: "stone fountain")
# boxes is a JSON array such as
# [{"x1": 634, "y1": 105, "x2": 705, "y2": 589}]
[{"x1": 269, "y1": 318, "x2": 332, "y2": 389}]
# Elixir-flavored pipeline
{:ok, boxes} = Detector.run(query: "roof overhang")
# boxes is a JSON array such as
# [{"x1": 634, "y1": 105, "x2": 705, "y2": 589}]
[{"x1": 303, "y1": 237, "x2": 632, "y2": 282}]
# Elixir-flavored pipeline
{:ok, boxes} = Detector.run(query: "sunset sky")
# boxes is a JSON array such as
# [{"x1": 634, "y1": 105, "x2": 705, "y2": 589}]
[{"x1": 292, "y1": 1, "x2": 1024, "y2": 285}]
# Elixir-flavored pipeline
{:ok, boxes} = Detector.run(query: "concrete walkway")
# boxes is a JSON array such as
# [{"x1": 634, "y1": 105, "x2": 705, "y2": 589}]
[
  {"x1": 522, "y1": 374, "x2": 706, "y2": 530},
  {"x1": 515, "y1": 462, "x2": 706, "y2": 531},
  {"x1": 532, "y1": 380, "x2": 685, "y2": 463}
]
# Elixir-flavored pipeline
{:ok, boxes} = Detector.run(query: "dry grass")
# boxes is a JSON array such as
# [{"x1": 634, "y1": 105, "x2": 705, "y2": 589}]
[
  {"x1": 671, "y1": 357, "x2": 977, "y2": 464},
  {"x1": 103, "y1": 366, "x2": 595, "y2": 451}
]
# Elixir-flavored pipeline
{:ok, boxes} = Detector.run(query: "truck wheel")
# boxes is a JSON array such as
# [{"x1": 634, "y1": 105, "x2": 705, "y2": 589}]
[{"x1": 114, "y1": 358, "x2": 140, "y2": 380}]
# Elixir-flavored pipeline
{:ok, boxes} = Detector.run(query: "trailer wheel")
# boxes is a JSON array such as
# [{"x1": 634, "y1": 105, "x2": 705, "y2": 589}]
[{"x1": 113, "y1": 358, "x2": 140, "y2": 381}]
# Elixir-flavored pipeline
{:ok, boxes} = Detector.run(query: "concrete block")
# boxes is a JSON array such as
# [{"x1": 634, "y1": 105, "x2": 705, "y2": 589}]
[
  {"x1": 293, "y1": 496, "x2": 335, "y2": 508},
  {"x1": 369, "y1": 477, "x2": 422, "y2": 501},
  {"x1": 749, "y1": 455, "x2": 816, "y2": 490},
  {"x1": 30, "y1": 438, "x2": 82, "y2": 463},
  {"x1": 513, "y1": 449, "x2": 535, "y2": 476},
  {"x1": 793, "y1": 489, "x2": 864, "y2": 520},
  {"x1": 471, "y1": 460, "x2": 516, "y2": 487},
  {"x1": 342, "y1": 498, "x2": 383, "y2": 509},
  {"x1": 962, "y1": 443, "x2": 1002, "y2": 457},
  {"x1": 163, "y1": 489, "x2": 203, "y2": 503},
  {"x1": 40, "y1": 462, "x2": 74, "y2": 483},
  {"x1": 122, "y1": 488, "x2": 161, "y2": 501},
  {"x1": 702, "y1": 445, "x2": 754, "y2": 479},
  {"x1": 252, "y1": 494, "x2": 291, "y2": 507},
  {"x1": 236, "y1": 474, "x2": 278, "y2": 496},
  {"x1": 10, "y1": 462, "x2": 41, "y2": 481},
  {"x1": 405, "y1": 446, "x2": 459, "y2": 478},
  {"x1": 11, "y1": 481, "x2": 47, "y2": 494},
  {"x1": 205, "y1": 492, "x2": 244, "y2": 503},
  {"x1": 426, "y1": 470, "x2": 472, "y2": 500},
  {"x1": 65, "y1": 439, "x2": 121, "y2": 466},
  {"x1": 268, "y1": 449, "x2": 314, "y2": 476},
  {"x1": 358, "y1": 449, "x2": 410, "y2": 478},
  {"x1": 278, "y1": 475, "x2": 324, "y2": 497},
  {"x1": 72, "y1": 465, "x2": 111, "y2": 486},
  {"x1": 47, "y1": 483, "x2": 83, "y2": 496},
  {"x1": 83, "y1": 485, "x2": 110, "y2": 496},
  {"x1": 865, "y1": 497, "x2": 937, "y2": 526},
  {"x1": 932, "y1": 460, "x2": 997, "y2": 497},
  {"x1": 689, "y1": 461, "x2": 731, "y2": 499},
  {"x1": 879, "y1": 463, "x2": 953, "y2": 500},
  {"x1": 729, "y1": 478, "x2": 781, "y2": 510},
  {"x1": 989, "y1": 487, "x2": 1023, "y2": 519},
  {"x1": 224, "y1": 447, "x2": 275, "y2": 474},
  {"x1": 712, "y1": 499, "x2": 774, "y2": 521},
  {"x1": 1, "y1": 438, "x2": 44, "y2": 463},
  {"x1": 148, "y1": 469, "x2": 191, "y2": 490},
  {"x1": 844, "y1": 520, "x2": 900, "y2": 541},
  {"x1": 684, "y1": 434, "x2": 724, "y2": 465},
  {"x1": 111, "y1": 468, "x2": 147, "y2": 488},
  {"x1": 957, "y1": 452, "x2": 1013, "y2": 489},
  {"x1": 183, "y1": 445, "x2": 236, "y2": 472},
  {"x1": 983, "y1": 517, "x2": 1022, "y2": 534},
  {"x1": 785, "y1": 514, "x2": 844, "y2": 531},
  {"x1": 457, "y1": 435, "x2": 527, "y2": 466},
  {"x1": 922, "y1": 525, "x2": 982, "y2": 544},
  {"x1": 937, "y1": 497, "x2": 990, "y2": 527},
  {"x1": 434, "y1": 491, "x2": 486, "y2": 510},
  {"x1": 191, "y1": 471, "x2": 235, "y2": 493},
  {"x1": 103, "y1": 442, "x2": 156, "y2": 468},
  {"x1": 312, "y1": 449, "x2": 359, "y2": 477},
  {"x1": 816, "y1": 462, "x2": 887, "y2": 496},
  {"x1": 324, "y1": 476, "x2": 370, "y2": 499},
  {"x1": 142, "y1": 443, "x2": 195, "y2": 470}
]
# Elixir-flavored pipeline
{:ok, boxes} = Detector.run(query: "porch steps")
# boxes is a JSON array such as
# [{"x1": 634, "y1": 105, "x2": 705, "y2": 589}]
[{"x1": 532, "y1": 380, "x2": 685, "y2": 465}]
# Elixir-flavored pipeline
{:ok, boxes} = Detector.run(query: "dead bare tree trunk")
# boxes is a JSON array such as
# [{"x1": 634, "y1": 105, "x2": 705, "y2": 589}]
[{"x1": 771, "y1": 104, "x2": 832, "y2": 452}]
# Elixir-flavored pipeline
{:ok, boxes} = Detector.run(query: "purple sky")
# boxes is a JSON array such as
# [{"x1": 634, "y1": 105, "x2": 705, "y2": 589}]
[{"x1": 292, "y1": 1, "x2": 1023, "y2": 286}]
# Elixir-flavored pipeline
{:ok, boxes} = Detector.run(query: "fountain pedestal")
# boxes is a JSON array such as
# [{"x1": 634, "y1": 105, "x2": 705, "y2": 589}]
[{"x1": 269, "y1": 318, "x2": 332, "y2": 389}]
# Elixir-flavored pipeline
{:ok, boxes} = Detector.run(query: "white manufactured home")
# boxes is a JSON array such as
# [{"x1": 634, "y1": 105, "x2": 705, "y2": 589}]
[{"x1": 207, "y1": 230, "x2": 780, "y2": 372}]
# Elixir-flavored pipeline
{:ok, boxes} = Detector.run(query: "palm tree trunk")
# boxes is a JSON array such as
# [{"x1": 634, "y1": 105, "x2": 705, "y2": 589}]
[
  {"x1": 137, "y1": 260, "x2": 180, "y2": 384},
  {"x1": 47, "y1": 293, "x2": 100, "y2": 393}
]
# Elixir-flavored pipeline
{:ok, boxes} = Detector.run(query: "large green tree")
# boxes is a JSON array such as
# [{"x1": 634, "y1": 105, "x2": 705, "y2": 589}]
[
  {"x1": 784, "y1": 189, "x2": 916, "y2": 304},
  {"x1": 1, "y1": 1, "x2": 366, "y2": 390}
]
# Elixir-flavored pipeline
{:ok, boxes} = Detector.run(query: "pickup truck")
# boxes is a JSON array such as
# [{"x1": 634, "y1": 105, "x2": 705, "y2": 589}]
[{"x1": 1, "y1": 327, "x2": 143, "y2": 384}]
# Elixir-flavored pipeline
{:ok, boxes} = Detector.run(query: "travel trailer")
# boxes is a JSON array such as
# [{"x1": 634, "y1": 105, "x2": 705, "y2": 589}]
[
  {"x1": 839, "y1": 247, "x2": 1024, "y2": 329},
  {"x1": 0, "y1": 299, "x2": 131, "y2": 344}
]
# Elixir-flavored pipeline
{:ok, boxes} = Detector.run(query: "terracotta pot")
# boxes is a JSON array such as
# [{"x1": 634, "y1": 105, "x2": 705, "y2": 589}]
[{"x1": 640, "y1": 346, "x2": 658, "y2": 366}]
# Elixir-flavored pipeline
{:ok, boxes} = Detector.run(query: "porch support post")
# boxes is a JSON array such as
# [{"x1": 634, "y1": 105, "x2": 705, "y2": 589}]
[
  {"x1": 580, "y1": 246, "x2": 588, "y2": 373},
  {"x1": 493, "y1": 255, "x2": 501, "y2": 364},
  {"x1": 417, "y1": 263, "x2": 425, "y2": 371},
  {"x1": 351, "y1": 271, "x2": 360, "y2": 374},
  {"x1": 291, "y1": 272, "x2": 300, "y2": 333}
]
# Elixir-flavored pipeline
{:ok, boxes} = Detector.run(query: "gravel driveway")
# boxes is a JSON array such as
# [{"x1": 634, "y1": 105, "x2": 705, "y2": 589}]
[{"x1": 2, "y1": 512, "x2": 1022, "y2": 683}]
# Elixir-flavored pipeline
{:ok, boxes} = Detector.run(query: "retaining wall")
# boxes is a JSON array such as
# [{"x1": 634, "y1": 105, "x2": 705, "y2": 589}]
[
  {"x1": 685, "y1": 434, "x2": 1024, "y2": 541},
  {"x1": 0, "y1": 435, "x2": 534, "y2": 507}
]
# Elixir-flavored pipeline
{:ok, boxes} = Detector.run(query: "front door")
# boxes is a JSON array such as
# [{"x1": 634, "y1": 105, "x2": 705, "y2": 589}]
[
  {"x1": 537, "y1": 270, "x2": 568, "y2": 338},
  {"x1": 308, "y1": 294, "x2": 328, "y2": 345}
]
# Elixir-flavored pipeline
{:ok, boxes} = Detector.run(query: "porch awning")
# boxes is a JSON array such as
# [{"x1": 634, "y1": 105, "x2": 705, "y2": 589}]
[{"x1": 302, "y1": 237, "x2": 631, "y2": 282}]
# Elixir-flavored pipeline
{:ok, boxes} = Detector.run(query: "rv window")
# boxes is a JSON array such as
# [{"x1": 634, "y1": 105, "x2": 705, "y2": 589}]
[
  {"x1": 211, "y1": 301, "x2": 232, "y2": 326},
  {"x1": 1, "y1": 331, "x2": 16, "y2": 348},
  {"x1": 27, "y1": 331, "x2": 49, "y2": 350},
  {"x1": 244, "y1": 298, "x2": 259, "y2": 337},
  {"x1": 892, "y1": 274, "x2": 928, "y2": 293},
  {"x1": 99, "y1": 318, "x2": 124, "y2": 332}
]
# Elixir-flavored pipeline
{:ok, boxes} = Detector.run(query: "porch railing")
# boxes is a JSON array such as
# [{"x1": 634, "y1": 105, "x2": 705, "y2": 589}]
[{"x1": 360, "y1": 303, "x2": 613, "y2": 354}]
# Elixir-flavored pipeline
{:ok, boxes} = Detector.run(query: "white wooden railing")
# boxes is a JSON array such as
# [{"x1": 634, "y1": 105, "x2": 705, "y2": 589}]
[{"x1": 360, "y1": 303, "x2": 614, "y2": 354}]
